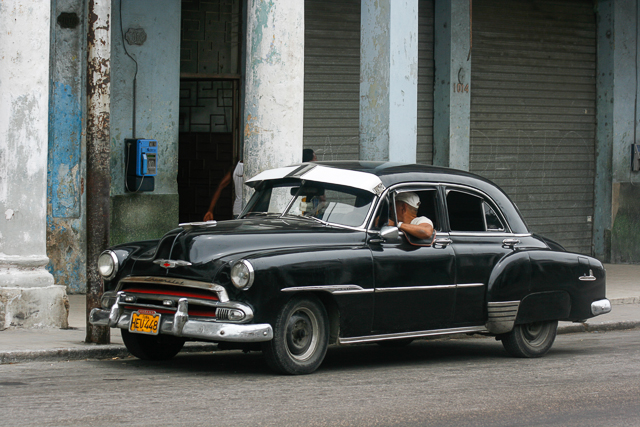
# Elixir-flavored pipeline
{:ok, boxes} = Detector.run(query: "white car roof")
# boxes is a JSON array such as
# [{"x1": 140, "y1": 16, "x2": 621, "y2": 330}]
[{"x1": 246, "y1": 164, "x2": 386, "y2": 194}]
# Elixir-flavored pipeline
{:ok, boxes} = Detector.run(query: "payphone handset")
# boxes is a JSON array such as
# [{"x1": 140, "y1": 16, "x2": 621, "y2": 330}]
[{"x1": 134, "y1": 139, "x2": 158, "y2": 177}]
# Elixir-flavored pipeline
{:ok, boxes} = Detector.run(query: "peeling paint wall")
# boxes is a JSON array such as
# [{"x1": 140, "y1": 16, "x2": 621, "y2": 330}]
[
  {"x1": 360, "y1": 0, "x2": 419, "y2": 163},
  {"x1": 47, "y1": 0, "x2": 87, "y2": 294},
  {"x1": 1, "y1": 0, "x2": 52, "y2": 259},
  {"x1": 110, "y1": 0, "x2": 181, "y2": 244},
  {"x1": 243, "y1": 0, "x2": 304, "y2": 198},
  {"x1": 0, "y1": 0, "x2": 68, "y2": 328}
]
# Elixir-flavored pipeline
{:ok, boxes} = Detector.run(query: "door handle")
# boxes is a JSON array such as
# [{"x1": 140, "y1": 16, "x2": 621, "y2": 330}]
[
  {"x1": 502, "y1": 238, "x2": 520, "y2": 249},
  {"x1": 434, "y1": 238, "x2": 452, "y2": 247}
]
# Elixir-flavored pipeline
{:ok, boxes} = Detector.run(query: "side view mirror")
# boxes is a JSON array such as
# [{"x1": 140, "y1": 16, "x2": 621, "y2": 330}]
[
  {"x1": 367, "y1": 225, "x2": 399, "y2": 244},
  {"x1": 379, "y1": 225, "x2": 399, "y2": 241}
]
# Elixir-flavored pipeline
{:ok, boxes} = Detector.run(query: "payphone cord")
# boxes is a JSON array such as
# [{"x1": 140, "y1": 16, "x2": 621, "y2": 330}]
[{"x1": 125, "y1": 141, "x2": 146, "y2": 193}]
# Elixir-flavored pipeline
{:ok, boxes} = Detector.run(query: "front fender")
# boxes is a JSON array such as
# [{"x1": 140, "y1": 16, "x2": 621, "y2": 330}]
[{"x1": 239, "y1": 246, "x2": 374, "y2": 337}]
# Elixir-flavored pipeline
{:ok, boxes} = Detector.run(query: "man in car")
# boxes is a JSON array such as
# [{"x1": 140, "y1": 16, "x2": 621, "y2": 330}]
[{"x1": 392, "y1": 192, "x2": 434, "y2": 240}]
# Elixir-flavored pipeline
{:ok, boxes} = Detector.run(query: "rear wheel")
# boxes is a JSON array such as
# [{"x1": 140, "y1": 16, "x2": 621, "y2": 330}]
[
  {"x1": 121, "y1": 329, "x2": 186, "y2": 360},
  {"x1": 501, "y1": 320, "x2": 558, "y2": 358},
  {"x1": 263, "y1": 296, "x2": 329, "y2": 375}
]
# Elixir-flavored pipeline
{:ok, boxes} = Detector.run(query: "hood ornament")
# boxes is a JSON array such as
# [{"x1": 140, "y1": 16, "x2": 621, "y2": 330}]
[{"x1": 154, "y1": 259, "x2": 192, "y2": 269}]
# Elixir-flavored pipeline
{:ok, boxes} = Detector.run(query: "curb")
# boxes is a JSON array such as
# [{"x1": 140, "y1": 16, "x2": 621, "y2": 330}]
[
  {"x1": 0, "y1": 342, "x2": 218, "y2": 365},
  {"x1": 558, "y1": 320, "x2": 640, "y2": 335}
]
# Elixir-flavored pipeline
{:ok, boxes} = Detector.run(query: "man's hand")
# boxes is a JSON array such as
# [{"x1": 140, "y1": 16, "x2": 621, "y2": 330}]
[{"x1": 203, "y1": 211, "x2": 214, "y2": 221}]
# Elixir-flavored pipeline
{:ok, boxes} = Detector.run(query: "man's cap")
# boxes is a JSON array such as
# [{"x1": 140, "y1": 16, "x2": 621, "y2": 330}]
[{"x1": 396, "y1": 192, "x2": 420, "y2": 209}]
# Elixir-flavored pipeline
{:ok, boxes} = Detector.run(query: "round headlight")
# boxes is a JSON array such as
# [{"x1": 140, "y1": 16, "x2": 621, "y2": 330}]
[
  {"x1": 230, "y1": 260, "x2": 254, "y2": 290},
  {"x1": 98, "y1": 250, "x2": 119, "y2": 279}
]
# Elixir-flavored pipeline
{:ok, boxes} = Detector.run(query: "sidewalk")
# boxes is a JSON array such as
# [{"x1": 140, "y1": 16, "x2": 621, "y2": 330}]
[{"x1": 1, "y1": 264, "x2": 639, "y2": 364}]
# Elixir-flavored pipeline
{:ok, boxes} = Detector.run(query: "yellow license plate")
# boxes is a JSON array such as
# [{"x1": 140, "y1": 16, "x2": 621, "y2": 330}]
[{"x1": 129, "y1": 310, "x2": 160, "y2": 335}]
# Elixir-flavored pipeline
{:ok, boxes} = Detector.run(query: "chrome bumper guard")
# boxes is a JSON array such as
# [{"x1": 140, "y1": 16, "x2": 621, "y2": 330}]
[
  {"x1": 89, "y1": 296, "x2": 273, "y2": 343},
  {"x1": 591, "y1": 298, "x2": 612, "y2": 316}
]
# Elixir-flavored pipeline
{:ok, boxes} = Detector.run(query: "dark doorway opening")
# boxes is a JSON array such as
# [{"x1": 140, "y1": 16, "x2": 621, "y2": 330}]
[{"x1": 178, "y1": 79, "x2": 239, "y2": 223}]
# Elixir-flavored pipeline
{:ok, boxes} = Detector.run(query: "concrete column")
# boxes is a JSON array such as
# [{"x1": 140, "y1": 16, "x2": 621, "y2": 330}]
[
  {"x1": 433, "y1": 0, "x2": 471, "y2": 170},
  {"x1": 0, "y1": 0, "x2": 68, "y2": 328},
  {"x1": 243, "y1": 0, "x2": 304, "y2": 202},
  {"x1": 605, "y1": 0, "x2": 640, "y2": 263},
  {"x1": 360, "y1": 0, "x2": 419, "y2": 163},
  {"x1": 594, "y1": 0, "x2": 614, "y2": 261}
]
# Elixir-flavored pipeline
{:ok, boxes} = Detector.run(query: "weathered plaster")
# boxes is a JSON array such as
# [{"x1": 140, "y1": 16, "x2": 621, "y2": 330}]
[
  {"x1": 243, "y1": 0, "x2": 304, "y2": 203},
  {"x1": 0, "y1": 0, "x2": 68, "y2": 327},
  {"x1": 110, "y1": 0, "x2": 181, "y2": 242},
  {"x1": 0, "y1": 285, "x2": 69, "y2": 329},
  {"x1": 360, "y1": 0, "x2": 418, "y2": 163},
  {"x1": 433, "y1": 0, "x2": 471, "y2": 170}
]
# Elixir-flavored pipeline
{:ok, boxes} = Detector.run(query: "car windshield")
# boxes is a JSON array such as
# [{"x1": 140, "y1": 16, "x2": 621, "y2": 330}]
[{"x1": 243, "y1": 180, "x2": 375, "y2": 227}]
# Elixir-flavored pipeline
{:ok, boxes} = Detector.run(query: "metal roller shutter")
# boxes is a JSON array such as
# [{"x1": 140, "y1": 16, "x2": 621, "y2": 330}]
[
  {"x1": 470, "y1": 0, "x2": 596, "y2": 255},
  {"x1": 304, "y1": 0, "x2": 361, "y2": 160},
  {"x1": 418, "y1": 0, "x2": 435, "y2": 165},
  {"x1": 304, "y1": 0, "x2": 434, "y2": 163}
]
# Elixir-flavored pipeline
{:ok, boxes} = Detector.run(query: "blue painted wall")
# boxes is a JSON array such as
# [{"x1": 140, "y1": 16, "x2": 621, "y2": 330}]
[{"x1": 47, "y1": 0, "x2": 87, "y2": 293}]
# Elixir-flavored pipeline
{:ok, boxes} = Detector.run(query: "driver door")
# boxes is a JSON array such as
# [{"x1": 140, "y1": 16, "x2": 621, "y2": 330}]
[{"x1": 368, "y1": 188, "x2": 456, "y2": 334}]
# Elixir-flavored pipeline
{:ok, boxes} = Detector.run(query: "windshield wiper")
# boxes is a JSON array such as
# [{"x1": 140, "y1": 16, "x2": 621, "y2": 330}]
[
  {"x1": 281, "y1": 213, "x2": 327, "y2": 225},
  {"x1": 243, "y1": 212, "x2": 280, "y2": 218}
]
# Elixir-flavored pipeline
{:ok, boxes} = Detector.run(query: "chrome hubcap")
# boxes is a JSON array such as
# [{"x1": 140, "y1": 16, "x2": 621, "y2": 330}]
[{"x1": 285, "y1": 307, "x2": 318, "y2": 362}]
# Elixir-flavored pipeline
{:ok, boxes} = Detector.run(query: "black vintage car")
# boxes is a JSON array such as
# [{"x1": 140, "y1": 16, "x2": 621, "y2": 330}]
[{"x1": 90, "y1": 162, "x2": 611, "y2": 374}]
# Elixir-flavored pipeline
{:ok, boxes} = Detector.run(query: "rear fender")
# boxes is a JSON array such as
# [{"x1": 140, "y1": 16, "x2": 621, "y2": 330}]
[{"x1": 515, "y1": 291, "x2": 571, "y2": 325}]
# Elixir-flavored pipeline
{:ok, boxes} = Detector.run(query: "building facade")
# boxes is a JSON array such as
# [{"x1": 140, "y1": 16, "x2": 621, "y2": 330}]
[{"x1": 1, "y1": 0, "x2": 638, "y2": 328}]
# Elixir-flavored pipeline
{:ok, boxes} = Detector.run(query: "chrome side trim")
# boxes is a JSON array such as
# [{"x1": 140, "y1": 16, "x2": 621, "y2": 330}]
[
  {"x1": 485, "y1": 300, "x2": 520, "y2": 334},
  {"x1": 281, "y1": 285, "x2": 374, "y2": 295},
  {"x1": 376, "y1": 284, "x2": 456, "y2": 292},
  {"x1": 456, "y1": 283, "x2": 484, "y2": 288},
  {"x1": 282, "y1": 283, "x2": 484, "y2": 294},
  {"x1": 338, "y1": 325, "x2": 488, "y2": 345},
  {"x1": 116, "y1": 276, "x2": 230, "y2": 303},
  {"x1": 591, "y1": 299, "x2": 611, "y2": 316}
]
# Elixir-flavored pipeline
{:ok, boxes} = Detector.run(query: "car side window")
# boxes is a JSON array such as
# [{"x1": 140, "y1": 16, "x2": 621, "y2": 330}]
[
  {"x1": 446, "y1": 190, "x2": 505, "y2": 232},
  {"x1": 370, "y1": 189, "x2": 439, "y2": 231},
  {"x1": 483, "y1": 201, "x2": 505, "y2": 231}
]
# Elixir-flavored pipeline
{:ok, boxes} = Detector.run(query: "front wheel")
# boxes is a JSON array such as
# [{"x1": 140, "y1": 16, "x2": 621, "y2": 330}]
[
  {"x1": 500, "y1": 320, "x2": 558, "y2": 358},
  {"x1": 263, "y1": 296, "x2": 329, "y2": 375},
  {"x1": 121, "y1": 329, "x2": 186, "y2": 360}
]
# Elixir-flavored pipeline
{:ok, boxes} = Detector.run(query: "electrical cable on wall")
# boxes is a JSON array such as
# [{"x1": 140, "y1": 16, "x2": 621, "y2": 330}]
[{"x1": 120, "y1": 0, "x2": 138, "y2": 139}]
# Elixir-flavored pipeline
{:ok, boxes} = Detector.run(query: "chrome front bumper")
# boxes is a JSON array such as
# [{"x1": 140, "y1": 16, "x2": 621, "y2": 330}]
[
  {"x1": 591, "y1": 298, "x2": 612, "y2": 316},
  {"x1": 89, "y1": 297, "x2": 273, "y2": 343}
]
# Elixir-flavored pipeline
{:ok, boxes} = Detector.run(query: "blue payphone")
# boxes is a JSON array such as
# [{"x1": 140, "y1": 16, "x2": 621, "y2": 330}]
[{"x1": 126, "y1": 138, "x2": 157, "y2": 192}]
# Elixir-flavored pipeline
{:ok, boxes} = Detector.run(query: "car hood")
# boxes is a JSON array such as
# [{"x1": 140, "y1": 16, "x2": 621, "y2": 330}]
[{"x1": 145, "y1": 217, "x2": 365, "y2": 266}]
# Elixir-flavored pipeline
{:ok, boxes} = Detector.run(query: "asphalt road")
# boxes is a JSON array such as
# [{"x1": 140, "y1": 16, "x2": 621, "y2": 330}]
[{"x1": 1, "y1": 329, "x2": 639, "y2": 427}]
